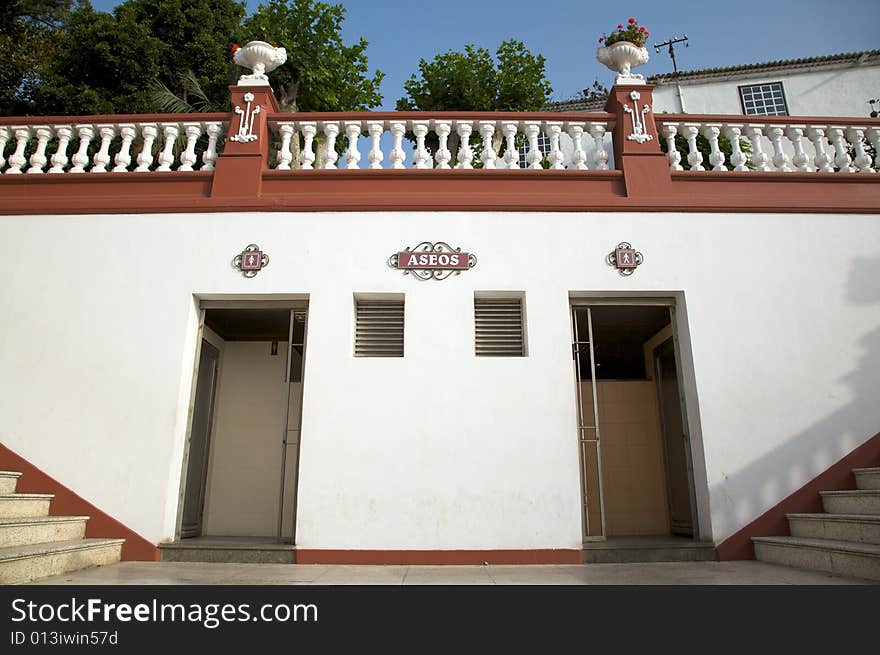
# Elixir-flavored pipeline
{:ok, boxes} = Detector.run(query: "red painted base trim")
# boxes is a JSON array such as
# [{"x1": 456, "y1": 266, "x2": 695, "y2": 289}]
[
  {"x1": 294, "y1": 549, "x2": 582, "y2": 565},
  {"x1": 0, "y1": 443, "x2": 160, "y2": 561},
  {"x1": 716, "y1": 431, "x2": 880, "y2": 561}
]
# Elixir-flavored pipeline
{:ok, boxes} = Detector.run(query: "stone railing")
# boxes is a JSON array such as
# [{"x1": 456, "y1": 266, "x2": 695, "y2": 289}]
[
  {"x1": 0, "y1": 115, "x2": 229, "y2": 174},
  {"x1": 656, "y1": 115, "x2": 880, "y2": 173},
  {"x1": 267, "y1": 113, "x2": 615, "y2": 171}
]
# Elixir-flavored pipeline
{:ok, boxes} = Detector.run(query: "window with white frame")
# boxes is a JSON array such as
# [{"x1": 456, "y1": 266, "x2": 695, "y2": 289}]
[
  {"x1": 517, "y1": 132, "x2": 550, "y2": 168},
  {"x1": 739, "y1": 82, "x2": 789, "y2": 116}
]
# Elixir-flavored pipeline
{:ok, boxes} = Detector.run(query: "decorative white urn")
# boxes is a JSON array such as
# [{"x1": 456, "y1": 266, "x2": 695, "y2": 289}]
[
  {"x1": 233, "y1": 40, "x2": 288, "y2": 87},
  {"x1": 596, "y1": 41, "x2": 649, "y2": 85}
]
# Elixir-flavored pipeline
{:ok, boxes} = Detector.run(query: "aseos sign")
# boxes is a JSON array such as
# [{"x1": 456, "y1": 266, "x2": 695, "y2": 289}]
[{"x1": 388, "y1": 241, "x2": 477, "y2": 281}]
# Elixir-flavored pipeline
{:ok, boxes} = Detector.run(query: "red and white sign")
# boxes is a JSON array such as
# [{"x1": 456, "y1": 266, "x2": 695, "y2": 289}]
[{"x1": 396, "y1": 251, "x2": 471, "y2": 270}]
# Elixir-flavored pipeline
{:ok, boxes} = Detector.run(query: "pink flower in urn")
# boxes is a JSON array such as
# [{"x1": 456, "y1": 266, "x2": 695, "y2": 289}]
[
  {"x1": 599, "y1": 36, "x2": 604, "y2": 43},
  {"x1": 628, "y1": 17, "x2": 636, "y2": 24},
  {"x1": 639, "y1": 26, "x2": 646, "y2": 32},
  {"x1": 617, "y1": 24, "x2": 623, "y2": 28}
]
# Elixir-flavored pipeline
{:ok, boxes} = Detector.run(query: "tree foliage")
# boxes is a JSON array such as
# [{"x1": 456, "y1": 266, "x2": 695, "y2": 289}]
[
  {"x1": 396, "y1": 39, "x2": 552, "y2": 112},
  {"x1": 237, "y1": 0, "x2": 383, "y2": 112},
  {"x1": 1, "y1": 0, "x2": 384, "y2": 116}
]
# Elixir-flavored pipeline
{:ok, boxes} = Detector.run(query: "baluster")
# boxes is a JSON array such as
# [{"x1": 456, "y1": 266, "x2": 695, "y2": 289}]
[
  {"x1": 784, "y1": 125, "x2": 812, "y2": 172},
  {"x1": 274, "y1": 123, "x2": 295, "y2": 170},
  {"x1": 91, "y1": 125, "x2": 116, "y2": 173},
  {"x1": 501, "y1": 121, "x2": 519, "y2": 169},
  {"x1": 455, "y1": 121, "x2": 474, "y2": 169},
  {"x1": 69, "y1": 125, "x2": 95, "y2": 173},
  {"x1": 49, "y1": 126, "x2": 72, "y2": 173},
  {"x1": 545, "y1": 121, "x2": 564, "y2": 170},
  {"x1": 826, "y1": 126, "x2": 853, "y2": 172},
  {"x1": 681, "y1": 124, "x2": 705, "y2": 171},
  {"x1": 660, "y1": 123, "x2": 682, "y2": 171},
  {"x1": 411, "y1": 120, "x2": 431, "y2": 169},
  {"x1": 135, "y1": 124, "x2": 158, "y2": 172},
  {"x1": 366, "y1": 120, "x2": 384, "y2": 169},
  {"x1": 0, "y1": 126, "x2": 9, "y2": 171},
  {"x1": 5, "y1": 127, "x2": 31, "y2": 174},
  {"x1": 113, "y1": 124, "x2": 136, "y2": 172},
  {"x1": 806, "y1": 126, "x2": 833, "y2": 173},
  {"x1": 201, "y1": 122, "x2": 222, "y2": 171},
  {"x1": 27, "y1": 126, "x2": 52, "y2": 174},
  {"x1": 156, "y1": 123, "x2": 179, "y2": 171},
  {"x1": 765, "y1": 125, "x2": 792, "y2": 172},
  {"x1": 321, "y1": 121, "x2": 340, "y2": 169},
  {"x1": 588, "y1": 122, "x2": 608, "y2": 170},
  {"x1": 178, "y1": 123, "x2": 202, "y2": 171},
  {"x1": 344, "y1": 121, "x2": 362, "y2": 169},
  {"x1": 523, "y1": 121, "x2": 542, "y2": 169},
  {"x1": 389, "y1": 121, "x2": 407, "y2": 169},
  {"x1": 299, "y1": 122, "x2": 317, "y2": 169},
  {"x1": 567, "y1": 122, "x2": 588, "y2": 170},
  {"x1": 701, "y1": 124, "x2": 725, "y2": 171},
  {"x1": 433, "y1": 120, "x2": 452, "y2": 169},
  {"x1": 846, "y1": 127, "x2": 874, "y2": 173},
  {"x1": 866, "y1": 127, "x2": 880, "y2": 171},
  {"x1": 722, "y1": 125, "x2": 748, "y2": 172},
  {"x1": 479, "y1": 121, "x2": 497, "y2": 169},
  {"x1": 745, "y1": 124, "x2": 770, "y2": 171}
]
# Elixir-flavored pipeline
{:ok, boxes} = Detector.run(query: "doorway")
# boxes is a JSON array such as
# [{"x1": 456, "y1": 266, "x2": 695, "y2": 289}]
[
  {"x1": 572, "y1": 302, "x2": 697, "y2": 542},
  {"x1": 179, "y1": 304, "x2": 308, "y2": 544}
]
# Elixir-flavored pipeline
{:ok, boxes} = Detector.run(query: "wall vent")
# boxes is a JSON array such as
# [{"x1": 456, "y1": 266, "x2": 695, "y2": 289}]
[
  {"x1": 355, "y1": 299, "x2": 404, "y2": 357},
  {"x1": 474, "y1": 297, "x2": 525, "y2": 357}
]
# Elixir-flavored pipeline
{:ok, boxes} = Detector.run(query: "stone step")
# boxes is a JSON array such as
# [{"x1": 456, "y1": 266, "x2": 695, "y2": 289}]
[
  {"x1": 752, "y1": 535, "x2": 880, "y2": 581},
  {"x1": 0, "y1": 516, "x2": 89, "y2": 548},
  {"x1": 853, "y1": 467, "x2": 880, "y2": 490},
  {"x1": 787, "y1": 513, "x2": 880, "y2": 545},
  {"x1": 0, "y1": 538, "x2": 124, "y2": 585},
  {"x1": 821, "y1": 490, "x2": 880, "y2": 515},
  {"x1": 0, "y1": 493, "x2": 53, "y2": 519},
  {"x1": 159, "y1": 538, "x2": 297, "y2": 564},
  {"x1": 0, "y1": 471, "x2": 22, "y2": 495},
  {"x1": 581, "y1": 537, "x2": 716, "y2": 564}
]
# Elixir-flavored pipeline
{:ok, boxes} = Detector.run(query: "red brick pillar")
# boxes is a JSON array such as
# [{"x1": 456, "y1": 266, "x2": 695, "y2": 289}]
[
  {"x1": 211, "y1": 85, "x2": 279, "y2": 200},
  {"x1": 604, "y1": 84, "x2": 672, "y2": 199}
]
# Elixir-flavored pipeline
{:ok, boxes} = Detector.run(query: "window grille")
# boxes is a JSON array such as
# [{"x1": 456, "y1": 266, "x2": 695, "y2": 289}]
[
  {"x1": 355, "y1": 299, "x2": 404, "y2": 357},
  {"x1": 739, "y1": 82, "x2": 789, "y2": 116},
  {"x1": 474, "y1": 297, "x2": 525, "y2": 357}
]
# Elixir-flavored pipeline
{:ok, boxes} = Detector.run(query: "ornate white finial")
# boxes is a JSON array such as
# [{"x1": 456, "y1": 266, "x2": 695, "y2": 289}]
[
  {"x1": 232, "y1": 40, "x2": 287, "y2": 87},
  {"x1": 597, "y1": 41, "x2": 650, "y2": 85}
]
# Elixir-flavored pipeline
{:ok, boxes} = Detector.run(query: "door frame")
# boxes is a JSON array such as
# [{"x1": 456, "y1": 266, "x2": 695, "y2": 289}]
[
  {"x1": 173, "y1": 298, "x2": 310, "y2": 542},
  {"x1": 569, "y1": 294, "x2": 709, "y2": 542}
]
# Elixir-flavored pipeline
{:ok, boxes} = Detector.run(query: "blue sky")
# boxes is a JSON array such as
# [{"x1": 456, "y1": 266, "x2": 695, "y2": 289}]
[{"x1": 90, "y1": 0, "x2": 880, "y2": 110}]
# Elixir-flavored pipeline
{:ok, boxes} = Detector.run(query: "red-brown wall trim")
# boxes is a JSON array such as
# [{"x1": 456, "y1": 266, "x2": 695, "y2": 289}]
[
  {"x1": 715, "y1": 431, "x2": 880, "y2": 561},
  {"x1": 0, "y1": 443, "x2": 159, "y2": 561},
  {"x1": 1, "y1": 169, "x2": 878, "y2": 215},
  {"x1": 295, "y1": 549, "x2": 583, "y2": 565}
]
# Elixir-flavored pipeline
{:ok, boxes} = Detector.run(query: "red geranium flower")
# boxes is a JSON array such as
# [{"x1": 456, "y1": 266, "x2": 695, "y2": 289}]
[
  {"x1": 628, "y1": 17, "x2": 636, "y2": 23},
  {"x1": 599, "y1": 36, "x2": 604, "y2": 43},
  {"x1": 231, "y1": 44, "x2": 240, "y2": 52},
  {"x1": 617, "y1": 24, "x2": 623, "y2": 28}
]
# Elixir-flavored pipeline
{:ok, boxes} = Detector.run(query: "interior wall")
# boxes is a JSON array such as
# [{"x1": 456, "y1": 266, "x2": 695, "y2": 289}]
[
  {"x1": 203, "y1": 341, "x2": 289, "y2": 536},
  {"x1": 582, "y1": 380, "x2": 671, "y2": 536}
]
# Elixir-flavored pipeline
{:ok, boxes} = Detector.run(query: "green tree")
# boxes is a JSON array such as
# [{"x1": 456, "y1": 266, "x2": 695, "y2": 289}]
[
  {"x1": 397, "y1": 39, "x2": 551, "y2": 112},
  {"x1": 0, "y1": 0, "x2": 70, "y2": 115},
  {"x1": 237, "y1": 0, "x2": 383, "y2": 112},
  {"x1": 396, "y1": 39, "x2": 552, "y2": 162}
]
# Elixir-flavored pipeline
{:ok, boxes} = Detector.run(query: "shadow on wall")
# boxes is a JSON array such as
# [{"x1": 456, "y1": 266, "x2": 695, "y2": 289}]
[{"x1": 710, "y1": 255, "x2": 880, "y2": 557}]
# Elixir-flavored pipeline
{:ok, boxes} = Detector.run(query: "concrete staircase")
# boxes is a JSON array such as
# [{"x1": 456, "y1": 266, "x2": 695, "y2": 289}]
[
  {"x1": 0, "y1": 470, "x2": 124, "y2": 584},
  {"x1": 752, "y1": 467, "x2": 880, "y2": 581}
]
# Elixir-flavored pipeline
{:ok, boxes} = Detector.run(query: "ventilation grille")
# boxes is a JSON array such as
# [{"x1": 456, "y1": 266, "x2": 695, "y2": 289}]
[
  {"x1": 475, "y1": 298, "x2": 524, "y2": 357},
  {"x1": 355, "y1": 300, "x2": 404, "y2": 357}
]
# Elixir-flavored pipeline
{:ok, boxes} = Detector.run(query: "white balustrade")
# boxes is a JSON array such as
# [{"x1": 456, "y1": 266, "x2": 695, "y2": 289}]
[
  {"x1": 0, "y1": 119, "x2": 228, "y2": 175},
  {"x1": 344, "y1": 121, "x2": 362, "y2": 170},
  {"x1": 567, "y1": 122, "x2": 588, "y2": 171},
  {"x1": 657, "y1": 118, "x2": 875, "y2": 174},
  {"x1": 320, "y1": 121, "x2": 340, "y2": 170},
  {"x1": 478, "y1": 121, "x2": 497, "y2": 169},
  {"x1": 275, "y1": 122, "x2": 295, "y2": 170},
  {"x1": 434, "y1": 120, "x2": 452, "y2": 169},
  {"x1": 546, "y1": 122, "x2": 565, "y2": 170}
]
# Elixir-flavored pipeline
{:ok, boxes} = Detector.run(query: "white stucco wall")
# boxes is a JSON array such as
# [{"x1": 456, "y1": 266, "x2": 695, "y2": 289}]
[
  {"x1": 652, "y1": 63, "x2": 880, "y2": 116},
  {"x1": 1, "y1": 209, "x2": 878, "y2": 549}
]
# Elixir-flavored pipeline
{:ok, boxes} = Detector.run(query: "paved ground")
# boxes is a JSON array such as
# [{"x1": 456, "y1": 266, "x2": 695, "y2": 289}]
[{"x1": 27, "y1": 560, "x2": 875, "y2": 585}]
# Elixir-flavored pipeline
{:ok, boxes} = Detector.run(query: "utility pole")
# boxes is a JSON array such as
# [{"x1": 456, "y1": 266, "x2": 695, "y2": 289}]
[{"x1": 653, "y1": 35, "x2": 689, "y2": 113}]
